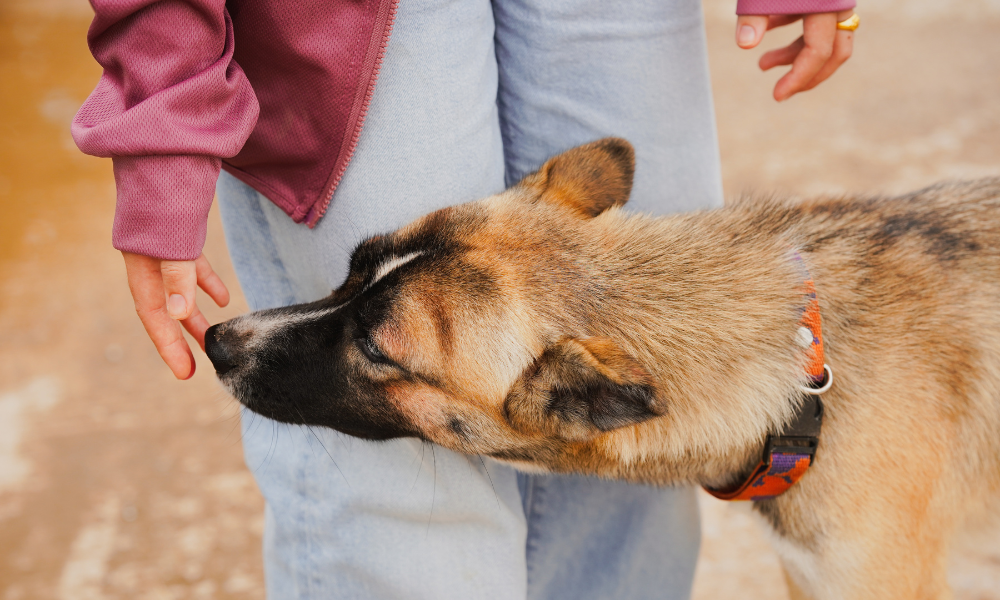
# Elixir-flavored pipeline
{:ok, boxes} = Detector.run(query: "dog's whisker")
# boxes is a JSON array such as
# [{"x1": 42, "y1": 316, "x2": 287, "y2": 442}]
[
  {"x1": 308, "y1": 427, "x2": 350, "y2": 487},
  {"x1": 243, "y1": 287, "x2": 263, "y2": 313},
  {"x1": 250, "y1": 420, "x2": 272, "y2": 474},
  {"x1": 426, "y1": 444, "x2": 437, "y2": 538},
  {"x1": 409, "y1": 441, "x2": 426, "y2": 494},
  {"x1": 477, "y1": 455, "x2": 502, "y2": 511},
  {"x1": 210, "y1": 389, "x2": 243, "y2": 426},
  {"x1": 246, "y1": 408, "x2": 267, "y2": 441},
  {"x1": 406, "y1": 441, "x2": 424, "y2": 470},
  {"x1": 253, "y1": 420, "x2": 280, "y2": 475},
  {"x1": 288, "y1": 401, "x2": 351, "y2": 487},
  {"x1": 219, "y1": 401, "x2": 246, "y2": 446},
  {"x1": 240, "y1": 408, "x2": 256, "y2": 443},
  {"x1": 267, "y1": 421, "x2": 281, "y2": 473},
  {"x1": 340, "y1": 212, "x2": 365, "y2": 250}
]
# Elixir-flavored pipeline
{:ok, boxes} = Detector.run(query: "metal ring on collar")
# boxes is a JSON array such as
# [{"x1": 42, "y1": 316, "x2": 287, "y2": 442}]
[{"x1": 799, "y1": 364, "x2": 834, "y2": 395}]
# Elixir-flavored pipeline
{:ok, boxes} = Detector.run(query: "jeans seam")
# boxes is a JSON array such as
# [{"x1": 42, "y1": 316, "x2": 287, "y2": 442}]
[
  {"x1": 522, "y1": 476, "x2": 545, "y2": 589},
  {"x1": 251, "y1": 187, "x2": 301, "y2": 308}
]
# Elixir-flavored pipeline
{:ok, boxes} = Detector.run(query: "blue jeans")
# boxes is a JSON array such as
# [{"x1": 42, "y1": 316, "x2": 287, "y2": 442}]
[{"x1": 217, "y1": 0, "x2": 722, "y2": 597}]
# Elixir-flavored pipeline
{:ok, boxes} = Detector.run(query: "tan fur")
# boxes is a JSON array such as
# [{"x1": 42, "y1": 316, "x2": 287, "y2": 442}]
[{"x1": 217, "y1": 139, "x2": 1000, "y2": 599}]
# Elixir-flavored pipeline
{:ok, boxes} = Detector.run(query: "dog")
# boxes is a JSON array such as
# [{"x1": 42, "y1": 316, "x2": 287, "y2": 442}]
[{"x1": 206, "y1": 139, "x2": 1000, "y2": 599}]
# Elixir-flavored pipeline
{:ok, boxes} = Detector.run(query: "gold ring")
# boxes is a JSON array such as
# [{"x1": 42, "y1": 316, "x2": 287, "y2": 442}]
[{"x1": 836, "y1": 13, "x2": 860, "y2": 31}]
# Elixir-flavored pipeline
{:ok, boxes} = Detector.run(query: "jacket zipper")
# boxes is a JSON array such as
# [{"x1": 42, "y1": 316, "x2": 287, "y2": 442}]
[{"x1": 309, "y1": 0, "x2": 400, "y2": 227}]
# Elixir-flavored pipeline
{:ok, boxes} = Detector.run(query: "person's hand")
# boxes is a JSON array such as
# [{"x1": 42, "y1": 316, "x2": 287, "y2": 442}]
[
  {"x1": 735, "y1": 10, "x2": 856, "y2": 101},
  {"x1": 122, "y1": 251, "x2": 230, "y2": 379}
]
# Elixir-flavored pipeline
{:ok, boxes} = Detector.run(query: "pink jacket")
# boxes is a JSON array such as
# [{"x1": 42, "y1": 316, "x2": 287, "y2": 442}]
[{"x1": 72, "y1": 0, "x2": 855, "y2": 261}]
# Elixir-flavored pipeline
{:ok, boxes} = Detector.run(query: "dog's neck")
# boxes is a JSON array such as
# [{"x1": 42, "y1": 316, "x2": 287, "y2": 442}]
[{"x1": 535, "y1": 205, "x2": 817, "y2": 486}]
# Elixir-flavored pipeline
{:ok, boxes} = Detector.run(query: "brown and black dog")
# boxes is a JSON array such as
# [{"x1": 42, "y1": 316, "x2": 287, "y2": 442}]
[{"x1": 206, "y1": 139, "x2": 1000, "y2": 599}]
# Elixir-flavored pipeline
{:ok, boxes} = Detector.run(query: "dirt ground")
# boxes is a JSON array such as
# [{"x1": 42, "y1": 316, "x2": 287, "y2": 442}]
[{"x1": 1, "y1": 0, "x2": 998, "y2": 598}]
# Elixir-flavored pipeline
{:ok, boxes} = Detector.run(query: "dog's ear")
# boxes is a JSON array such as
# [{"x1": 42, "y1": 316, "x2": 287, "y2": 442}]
[
  {"x1": 516, "y1": 138, "x2": 635, "y2": 218},
  {"x1": 504, "y1": 337, "x2": 662, "y2": 440}
]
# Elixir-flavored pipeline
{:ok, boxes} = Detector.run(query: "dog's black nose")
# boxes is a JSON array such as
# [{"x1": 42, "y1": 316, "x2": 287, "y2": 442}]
[{"x1": 205, "y1": 324, "x2": 236, "y2": 375}]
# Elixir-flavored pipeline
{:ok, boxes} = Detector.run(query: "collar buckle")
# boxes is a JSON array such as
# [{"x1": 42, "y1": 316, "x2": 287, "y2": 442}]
[
  {"x1": 704, "y1": 393, "x2": 825, "y2": 502},
  {"x1": 767, "y1": 391, "x2": 824, "y2": 464}
]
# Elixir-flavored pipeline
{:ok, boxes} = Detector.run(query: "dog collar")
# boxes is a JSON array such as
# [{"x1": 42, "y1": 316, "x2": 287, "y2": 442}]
[{"x1": 704, "y1": 258, "x2": 831, "y2": 502}]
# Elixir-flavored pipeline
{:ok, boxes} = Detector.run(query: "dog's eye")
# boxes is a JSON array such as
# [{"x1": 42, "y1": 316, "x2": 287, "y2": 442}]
[{"x1": 357, "y1": 335, "x2": 391, "y2": 365}]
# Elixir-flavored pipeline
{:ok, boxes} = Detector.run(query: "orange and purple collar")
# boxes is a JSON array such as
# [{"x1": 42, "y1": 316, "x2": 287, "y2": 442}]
[{"x1": 705, "y1": 258, "x2": 832, "y2": 502}]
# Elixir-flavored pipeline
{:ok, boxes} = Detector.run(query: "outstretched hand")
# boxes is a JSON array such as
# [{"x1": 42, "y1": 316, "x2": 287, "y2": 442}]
[
  {"x1": 735, "y1": 10, "x2": 855, "y2": 101},
  {"x1": 122, "y1": 251, "x2": 230, "y2": 379}
]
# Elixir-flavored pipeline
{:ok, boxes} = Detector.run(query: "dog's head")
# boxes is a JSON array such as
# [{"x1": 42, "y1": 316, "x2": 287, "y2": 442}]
[{"x1": 207, "y1": 139, "x2": 666, "y2": 467}]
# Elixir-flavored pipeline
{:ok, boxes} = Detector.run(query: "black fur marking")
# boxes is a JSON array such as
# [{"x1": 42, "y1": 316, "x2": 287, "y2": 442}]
[
  {"x1": 599, "y1": 138, "x2": 635, "y2": 174},
  {"x1": 339, "y1": 209, "x2": 465, "y2": 299},
  {"x1": 802, "y1": 227, "x2": 852, "y2": 252},
  {"x1": 753, "y1": 496, "x2": 818, "y2": 548},
  {"x1": 752, "y1": 499, "x2": 786, "y2": 536},
  {"x1": 872, "y1": 212, "x2": 926, "y2": 247},
  {"x1": 487, "y1": 444, "x2": 559, "y2": 464},
  {"x1": 922, "y1": 223, "x2": 980, "y2": 260},
  {"x1": 488, "y1": 448, "x2": 534, "y2": 462},
  {"x1": 550, "y1": 380, "x2": 660, "y2": 432},
  {"x1": 340, "y1": 208, "x2": 495, "y2": 304},
  {"x1": 427, "y1": 295, "x2": 454, "y2": 354},
  {"x1": 449, "y1": 259, "x2": 500, "y2": 300},
  {"x1": 448, "y1": 417, "x2": 466, "y2": 438},
  {"x1": 869, "y1": 210, "x2": 981, "y2": 263}
]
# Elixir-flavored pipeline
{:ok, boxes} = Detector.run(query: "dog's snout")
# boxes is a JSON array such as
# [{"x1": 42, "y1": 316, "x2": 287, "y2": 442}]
[{"x1": 205, "y1": 324, "x2": 237, "y2": 375}]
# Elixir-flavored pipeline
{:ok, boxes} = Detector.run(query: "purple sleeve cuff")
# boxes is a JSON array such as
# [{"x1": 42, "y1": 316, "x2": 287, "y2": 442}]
[
  {"x1": 73, "y1": 0, "x2": 259, "y2": 260},
  {"x1": 111, "y1": 155, "x2": 220, "y2": 261},
  {"x1": 736, "y1": 0, "x2": 856, "y2": 15}
]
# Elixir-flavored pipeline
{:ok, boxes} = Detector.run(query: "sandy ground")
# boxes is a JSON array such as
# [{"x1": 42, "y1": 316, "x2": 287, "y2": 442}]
[{"x1": 0, "y1": 0, "x2": 998, "y2": 598}]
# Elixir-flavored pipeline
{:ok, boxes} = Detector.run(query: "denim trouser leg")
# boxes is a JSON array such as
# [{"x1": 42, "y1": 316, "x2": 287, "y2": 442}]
[
  {"x1": 220, "y1": 2, "x2": 524, "y2": 598},
  {"x1": 217, "y1": 0, "x2": 722, "y2": 598},
  {"x1": 493, "y1": 2, "x2": 720, "y2": 598}
]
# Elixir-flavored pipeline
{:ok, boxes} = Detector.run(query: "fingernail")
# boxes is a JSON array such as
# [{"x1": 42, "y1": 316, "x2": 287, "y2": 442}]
[
  {"x1": 738, "y1": 24, "x2": 756, "y2": 46},
  {"x1": 167, "y1": 294, "x2": 186, "y2": 319}
]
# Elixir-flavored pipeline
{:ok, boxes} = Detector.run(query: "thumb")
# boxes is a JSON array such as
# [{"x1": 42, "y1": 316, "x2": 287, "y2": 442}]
[
  {"x1": 736, "y1": 15, "x2": 769, "y2": 49},
  {"x1": 161, "y1": 260, "x2": 198, "y2": 320}
]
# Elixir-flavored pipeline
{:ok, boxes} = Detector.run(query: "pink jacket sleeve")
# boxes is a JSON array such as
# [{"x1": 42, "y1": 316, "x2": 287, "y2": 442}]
[
  {"x1": 72, "y1": 0, "x2": 259, "y2": 261},
  {"x1": 736, "y1": 0, "x2": 856, "y2": 15}
]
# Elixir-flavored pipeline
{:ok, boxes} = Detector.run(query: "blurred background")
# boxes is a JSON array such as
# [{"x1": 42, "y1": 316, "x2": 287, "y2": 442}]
[{"x1": 1, "y1": 0, "x2": 998, "y2": 598}]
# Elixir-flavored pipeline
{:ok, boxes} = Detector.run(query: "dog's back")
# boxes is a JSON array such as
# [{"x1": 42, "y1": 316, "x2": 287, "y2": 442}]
[{"x1": 734, "y1": 179, "x2": 1000, "y2": 598}]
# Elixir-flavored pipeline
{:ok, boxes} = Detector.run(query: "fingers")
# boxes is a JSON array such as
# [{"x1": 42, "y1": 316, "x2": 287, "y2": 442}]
[
  {"x1": 751, "y1": 10, "x2": 855, "y2": 101},
  {"x1": 800, "y1": 13, "x2": 855, "y2": 92},
  {"x1": 181, "y1": 304, "x2": 211, "y2": 352},
  {"x1": 194, "y1": 254, "x2": 230, "y2": 308},
  {"x1": 736, "y1": 14, "x2": 802, "y2": 49},
  {"x1": 122, "y1": 252, "x2": 197, "y2": 380},
  {"x1": 189, "y1": 254, "x2": 229, "y2": 350},
  {"x1": 759, "y1": 36, "x2": 805, "y2": 70},
  {"x1": 735, "y1": 15, "x2": 769, "y2": 49},
  {"x1": 161, "y1": 259, "x2": 198, "y2": 320},
  {"x1": 123, "y1": 251, "x2": 231, "y2": 378},
  {"x1": 766, "y1": 12, "x2": 839, "y2": 101},
  {"x1": 149, "y1": 328, "x2": 197, "y2": 380}
]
